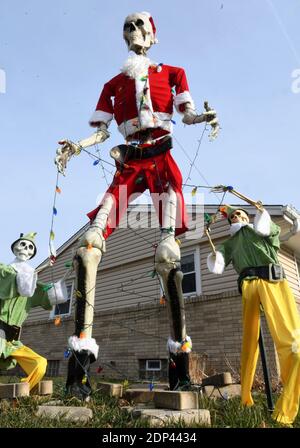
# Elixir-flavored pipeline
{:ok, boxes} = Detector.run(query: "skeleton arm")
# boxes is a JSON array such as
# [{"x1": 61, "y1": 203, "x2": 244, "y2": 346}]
[
  {"x1": 182, "y1": 101, "x2": 219, "y2": 140},
  {"x1": 55, "y1": 122, "x2": 110, "y2": 175}
]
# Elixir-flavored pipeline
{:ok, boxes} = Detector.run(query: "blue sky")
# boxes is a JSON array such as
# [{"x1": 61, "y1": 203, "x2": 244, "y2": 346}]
[{"x1": 0, "y1": 0, "x2": 299, "y2": 266}]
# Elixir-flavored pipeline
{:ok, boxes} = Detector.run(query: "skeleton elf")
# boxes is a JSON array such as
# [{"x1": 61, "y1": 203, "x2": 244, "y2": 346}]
[
  {"x1": 55, "y1": 11, "x2": 219, "y2": 397},
  {"x1": 207, "y1": 199, "x2": 300, "y2": 426},
  {"x1": 0, "y1": 233, "x2": 68, "y2": 391}
]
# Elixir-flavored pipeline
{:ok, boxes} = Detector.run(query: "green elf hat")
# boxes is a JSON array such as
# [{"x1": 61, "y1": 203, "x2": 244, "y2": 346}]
[
  {"x1": 11, "y1": 232, "x2": 37, "y2": 259},
  {"x1": 219, "y1": 205, "x2": 249, "y2": 224}
]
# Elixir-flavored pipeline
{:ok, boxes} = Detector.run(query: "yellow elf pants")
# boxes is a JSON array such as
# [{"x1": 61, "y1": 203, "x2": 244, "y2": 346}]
[
  {"x1": 241, "y1": 279, "x2": 300, "y2": 425},
  {"x1": 11, "y1": 345, "x2": 47, "y2": 391}
]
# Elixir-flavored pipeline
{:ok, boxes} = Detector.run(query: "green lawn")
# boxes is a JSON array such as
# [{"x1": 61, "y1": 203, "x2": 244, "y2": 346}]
[{"x1": 0, "y1": 377, "x2": 299, "y2": 428}]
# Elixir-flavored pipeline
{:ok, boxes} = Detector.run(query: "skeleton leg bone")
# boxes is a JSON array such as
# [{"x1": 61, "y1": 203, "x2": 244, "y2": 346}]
[
  {"x1": 66, "y1": 233, "x2": 104, "y2": 399},
  {"x1": 155, "y1": 186, "x2": 192, "y2": 390}
]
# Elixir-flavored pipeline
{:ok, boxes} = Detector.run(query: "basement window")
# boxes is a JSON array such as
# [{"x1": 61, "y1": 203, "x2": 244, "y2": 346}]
[
  {"x1": 139, "y1": 359, "x2": 168, "y2": 381},
  {"x1": 146, "y1": 359, "x2": 161, "y2": 371},
  {"x1": 46, "y1": 360, "x2": 60, "y2": 377}
]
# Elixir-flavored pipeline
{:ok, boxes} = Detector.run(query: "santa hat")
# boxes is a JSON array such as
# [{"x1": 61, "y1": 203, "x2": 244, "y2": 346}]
[
  {"x1": 219, "y1": 205, "x2": 249, "y2": 224},
  {"x1": 143, "y1": 12, "x2": 158, "y2": 43},
  {"x1": 124, "y1": 11, "x2": 158, "y2": 44},
  {"x1": 11, "y1": 232, "x2": 37, "y2": 259}
]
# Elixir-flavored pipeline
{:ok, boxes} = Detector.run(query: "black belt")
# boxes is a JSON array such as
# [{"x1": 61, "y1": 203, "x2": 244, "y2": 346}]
[
  {"x1": 111, "y1": 137, "x2": 173, "y2": 164},
  {"x1": 0, "y1": 320, "x2": 21, "y2": 342},
  {"x1": 238, "y1": 264, "x2": 285, "y2": 294}
]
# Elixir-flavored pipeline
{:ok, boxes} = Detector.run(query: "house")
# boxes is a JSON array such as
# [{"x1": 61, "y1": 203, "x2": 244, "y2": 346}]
[{"x1": 20, "y1": 204, "x2": 300, "y2": 382}]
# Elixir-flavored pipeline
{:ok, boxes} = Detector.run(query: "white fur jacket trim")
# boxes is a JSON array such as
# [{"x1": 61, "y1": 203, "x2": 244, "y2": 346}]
[{"x1": 9, "y1": 259, "x2": 37, "y2": 297}]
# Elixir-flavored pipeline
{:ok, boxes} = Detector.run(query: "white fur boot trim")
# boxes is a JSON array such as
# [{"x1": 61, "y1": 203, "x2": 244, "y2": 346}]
[
  {"x1": 68, "y1": 335, "x2": 99, "y2": 359},
  {"x1": 167, "y1": 336, "x2": 192, "y2": 354},
  {"x1": 207, "y1": 251, "x2": 225, "y2": 274}
]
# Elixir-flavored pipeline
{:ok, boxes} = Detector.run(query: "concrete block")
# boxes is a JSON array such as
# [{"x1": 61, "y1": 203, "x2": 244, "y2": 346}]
[
  {"x1": 123, "y1": 388, "x2": 155, "y2": 404},
  {"x1": 96, "y1": 382, "x2": 123, "y2": 397},
  {"x1": 130, "y1": 407, "x2": 211, "y2": 427},
  {"x1": 36, "y1": 406, "x2": 93, "y2": 423},
  {"x1": 31, "y1": 380, "x2": 53, "y2": 396},
  {"x1": 154, "y1": 391, "x2": 199, "y2": 410},
  {"x1": 203, "y1": 384, "x2": 241, "y2": 399},
  {"x1": 0, "y1": 382, "x2": 29, "y2": 399},
  {"x1": 201, "y1": 372, "x2": 233, "y2": 387}
]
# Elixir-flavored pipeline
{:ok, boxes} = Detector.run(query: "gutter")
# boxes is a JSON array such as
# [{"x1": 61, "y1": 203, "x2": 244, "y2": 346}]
[{"x1": 281, "y1": 205, "x2": 300, "y2": 242}]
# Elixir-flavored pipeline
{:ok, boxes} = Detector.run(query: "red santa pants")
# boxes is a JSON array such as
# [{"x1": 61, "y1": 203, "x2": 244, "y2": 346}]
[{"x1": 87, "y1": 150, "x2": 188, "y2": 239}]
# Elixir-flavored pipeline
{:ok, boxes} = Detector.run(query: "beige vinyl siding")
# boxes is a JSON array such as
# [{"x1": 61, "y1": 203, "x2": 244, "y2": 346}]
[
  {"x1": 201, "y1": 241, "x2": 238, "y2": 294},
  {"x1": 27, "y1": 208, "x2": 300, "y2": 322},
  {"x1": 278, "y1": 248, "x2": 300, "y2": 299},
  {"x1": 94, "y1": 257, "x2": 160, "y2": 312}
]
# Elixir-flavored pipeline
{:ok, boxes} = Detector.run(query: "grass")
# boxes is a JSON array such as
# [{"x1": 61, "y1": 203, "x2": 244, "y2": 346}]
[{"x1": 0, "y1": 377, "x2": 299, "y2": 428}]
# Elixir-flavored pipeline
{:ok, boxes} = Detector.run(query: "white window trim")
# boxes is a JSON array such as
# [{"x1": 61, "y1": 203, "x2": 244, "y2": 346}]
[
  {"x1": 181, "y1": 247, "x2": 201, "y2": 297},
  {"x1": 146, "y1": 359, "x2": 162, "y2": 371},
  {"x1": 49, "y1": 280, "x2": 74, "y2": 319}
]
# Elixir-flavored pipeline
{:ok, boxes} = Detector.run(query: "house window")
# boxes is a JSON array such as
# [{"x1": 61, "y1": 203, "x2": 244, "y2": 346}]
[
  {"x1": 181, "y1": 249, "x2": 201, "y2": 295},
  {"x1": 139, "y1": 359, "x2": 168, "y2": 381},
  {"x1": 46, "y1": 360, "x2": 60, "y2": 377},
  {"x1": 146, "y1": 359, "x2": 161, "y2": 371},
  {"x1": 50, "y1": 282, "x2": 74, "y2": 318}
]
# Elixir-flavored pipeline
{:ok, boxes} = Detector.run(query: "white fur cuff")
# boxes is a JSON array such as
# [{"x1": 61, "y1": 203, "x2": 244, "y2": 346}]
[
  {"x1": 47, "y1": 280, "x2": 69, "y2": 305},
  {"x1": 207, "y1": 251, "x2": 225, "y2": 274},
  {"x1": 254, "y1": 208, "x2": 271, "y2": 236},
  {"x1": 68, "y1": 335, "x2": 99, "y2": 359},
  {"x1": 174, "y1": 91, "x2": 195, "y2": 113},
  {"x1": 89, "y1": 110, "x2": 113, "y2": 127}
]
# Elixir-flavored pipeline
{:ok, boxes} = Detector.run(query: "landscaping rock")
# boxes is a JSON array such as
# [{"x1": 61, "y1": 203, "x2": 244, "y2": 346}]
[
  {"x1": 36, "y1": 405, "x2": 93, "y2": 422},
  {"x1": 129, "y1": 407, "x2": 211, "y2": 427}
]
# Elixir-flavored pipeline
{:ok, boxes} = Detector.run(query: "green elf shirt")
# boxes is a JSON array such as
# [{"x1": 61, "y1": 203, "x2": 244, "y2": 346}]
[
  {"x1": 0, "y1": 263, "x2": 52, "y2": 370},
  {"x1": 217, "y1": 221, "x2": 281, "y2": 275}
]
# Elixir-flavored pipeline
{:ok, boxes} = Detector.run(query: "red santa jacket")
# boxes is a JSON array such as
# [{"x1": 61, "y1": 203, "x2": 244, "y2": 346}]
[{"x1": 89, "y1": 55, "x2": 195, "y2": 140}]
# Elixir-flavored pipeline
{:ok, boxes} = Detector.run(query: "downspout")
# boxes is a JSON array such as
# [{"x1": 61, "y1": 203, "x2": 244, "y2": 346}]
[{"x1": 281, "y1": 205, "x2": 300, "y2": 242}]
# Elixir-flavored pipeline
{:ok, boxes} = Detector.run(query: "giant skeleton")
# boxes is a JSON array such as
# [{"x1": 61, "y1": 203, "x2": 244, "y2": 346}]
[{"x1": 55, "y1": 12, "x2": 219, "y2": 398}]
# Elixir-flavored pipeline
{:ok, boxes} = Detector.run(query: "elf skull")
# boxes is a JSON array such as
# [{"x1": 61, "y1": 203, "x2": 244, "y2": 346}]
[
  {"x1": 230, "y1": 209, "x2": 250, "y2": 225},
  {"x1": 12, "y1": 240, "x2": 35, "y2": 261},
  {"x1": 123, "y1": 12, "x2": 156, "y2": 54}
]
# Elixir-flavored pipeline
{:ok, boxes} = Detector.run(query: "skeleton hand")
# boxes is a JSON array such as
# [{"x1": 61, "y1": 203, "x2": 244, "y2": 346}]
[
  {"x1": 78, "y1": 227, "x2": 106, "y2": 252},
  {"x1": 182, "y1": 101, "x2": 219, "y2": 140},
  {"x1": 55, "y1": 140, "x2": 81, "y2": 176}
]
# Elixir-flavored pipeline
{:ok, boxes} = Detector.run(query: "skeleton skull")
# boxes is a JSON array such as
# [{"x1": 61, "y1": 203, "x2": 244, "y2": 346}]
[
  {"x1": 230, "y1": 209, "x2": 250, "y2": 225},
  {"x1": 12, "y1": 239, "x2": 36, "y2": 261},
  {"x1": 123, "y1": 12, "x2": 157, "y2": 54}
]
